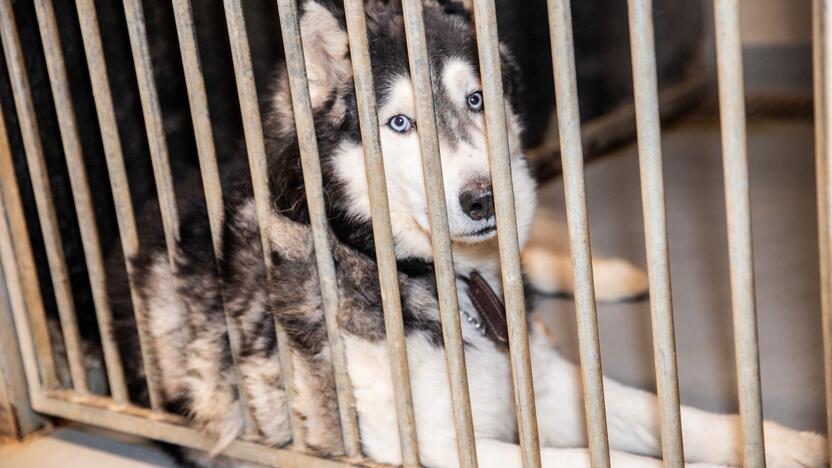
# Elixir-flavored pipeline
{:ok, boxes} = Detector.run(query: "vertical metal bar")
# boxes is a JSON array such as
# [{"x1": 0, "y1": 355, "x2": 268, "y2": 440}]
[
  {"x1": 393, "y1": 0, "x2": 479, "y2": 465},
  {"x1": 338, "y1": 2, "x2": 421, "y2": 464},
  {"x1": 0, "y1": 101, "x2": 56, "y2": 392},
  {"x1": 0, "y1": 0, "x2": 89, "y2": 394},
  {"x1": 545, "y1": 1, "x2": 611, "y2": 466},
  {"x1": 169, "y1": 1, "x2": 222, "y2": 262},
  {"x1": 121, "y1": 0, "x2": 183, "y2": 293},
  {"x1": 169, "y1": 0, "x2": 257, "y2": 437},
  {"x1": 468, "y1": 1, "x2": 542, "y2": 467},
  {"x1": 626, "y1": 0, "x2": 684, "y2": 464},
  {"x1": 274, "y1": 0, "x2": 361, "y2": 457},
  {"x1": 32, "y1": 0, "x2": 129, "y2": 404},
  {"x1": 713, "y1": 1, "x2": 766, "y2": 465},
  {"x1": 813, "y1": 0, "x2": 832, "y2": 455},
  {"x1": 0, "y1": 89, "x2": 49, "y2": 430},
  {"x1": 222, "y1": 0, "x2": 302, "y2": 447},
  {"x1": 73, "y1": 0, "x2": 164, "y2": 411},
  {"x1": 30, "y1": 394, "x2": 359, "y2": 468}
]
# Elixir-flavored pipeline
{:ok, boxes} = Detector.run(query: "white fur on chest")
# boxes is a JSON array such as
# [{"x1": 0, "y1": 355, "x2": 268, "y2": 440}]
[{"x1": 343, "y1": 280, "x2": 516, "y2": 467}]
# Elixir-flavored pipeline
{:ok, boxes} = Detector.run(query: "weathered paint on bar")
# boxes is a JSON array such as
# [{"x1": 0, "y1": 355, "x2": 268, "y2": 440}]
[
  {"x1": 813, "y1": 0, "x2": 832, "y2": 456},
  {"x1": 545, "y1": 0, "x2": 612, "y2": 466},
  {"x1": 396, "y1": 0, "x2": 478, "y2": 465},
  {"x1": 170, "y1": 0, "x2": 258, "y2": 437},
  {"x1": 0, "y1": 207, "x2": 46, "y2": 438},
  {"x1": 0, "y1": 1, "x2": 780, "y2": 467},
  {"x1": 626, "y1": 0, "x2": 684, "y2": 464},
  {"x1": 31, "y1": 392, "x2": 359, "y2": 468},
  {"x1": 275, "y1": 0, "x2": 361, "y2": 457},
  {"x1": 713, "y1": 0, "x2": 766, "y2": 465},
  {"x1": 33, "y1": 0, "x2": 129, "y2": 405},
  {"x1": 221, "y1": 0, "x2": 303, "y2": 447},
  {"x1": 0, "y1": 0, "x2": 89, "y2": 395},
  {"x1": 124, "y1": 0, "x2": 205, "y2": 413},
  {"x1": 470, "y1": 1, "x2": 542, "y2": 467},
  {"x1": 0, "y1": 110, "x2": 54, "y2": 393},
  {"x1": 73, "y1": 0, "x2": 164, "y2": 411}
]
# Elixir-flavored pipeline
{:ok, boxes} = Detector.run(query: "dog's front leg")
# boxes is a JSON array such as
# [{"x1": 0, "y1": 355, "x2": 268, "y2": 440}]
[{"x1": 529, "y1": 331, "x2": 828, "y2": 467}]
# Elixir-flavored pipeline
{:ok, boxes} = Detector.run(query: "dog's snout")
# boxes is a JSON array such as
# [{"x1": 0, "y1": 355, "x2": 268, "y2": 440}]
[{"x1": 459, "y1": 178, "x2": 494, "y2": 221}]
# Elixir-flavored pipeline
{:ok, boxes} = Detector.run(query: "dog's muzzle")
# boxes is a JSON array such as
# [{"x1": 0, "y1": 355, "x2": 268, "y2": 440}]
[{"x1": 459, "y1": 177, "x2": 494, "y2": 221}]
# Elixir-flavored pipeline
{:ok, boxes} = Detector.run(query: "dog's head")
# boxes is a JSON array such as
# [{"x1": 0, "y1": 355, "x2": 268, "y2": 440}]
[{"x1": 269, "y1": 0, "x2": 536, "y2": 263}]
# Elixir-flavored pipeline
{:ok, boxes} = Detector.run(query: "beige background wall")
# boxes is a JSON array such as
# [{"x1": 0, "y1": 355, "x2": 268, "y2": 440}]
[{"x1": 740, "y1": 0, "x2": 811, "y2": 46}]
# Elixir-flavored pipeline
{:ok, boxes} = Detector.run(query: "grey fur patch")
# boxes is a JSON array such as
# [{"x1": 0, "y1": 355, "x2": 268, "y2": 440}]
[{"x1": 113, "y1": 0, "x2": 526, "y2": 462}]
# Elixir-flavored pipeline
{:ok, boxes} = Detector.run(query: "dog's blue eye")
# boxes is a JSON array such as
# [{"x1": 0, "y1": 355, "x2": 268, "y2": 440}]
[
  {"x1": 467, "y1": 91, "x2": 483, "y2": 111},
  {"x1": 388, "y1": 114, "x2": 413, "y2": 133}
]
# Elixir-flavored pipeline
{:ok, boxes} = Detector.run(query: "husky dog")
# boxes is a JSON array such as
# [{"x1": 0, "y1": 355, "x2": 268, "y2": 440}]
[{"x1": 110, "y1": 1, "x2": 828, "y2": 466}]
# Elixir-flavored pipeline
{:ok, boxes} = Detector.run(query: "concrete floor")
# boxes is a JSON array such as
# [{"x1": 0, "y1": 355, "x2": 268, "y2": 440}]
[
  {"x1": 1, "y1": 117, "x2": 826, "y2": 465},
  {"x1": 0, "y1": 425, "x2": 175, "y2": 467}
]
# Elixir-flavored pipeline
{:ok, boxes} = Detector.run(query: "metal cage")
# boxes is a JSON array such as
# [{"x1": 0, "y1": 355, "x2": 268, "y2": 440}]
[{"x1": 0, "y1": 0, "x2": 829, "y2": 467}]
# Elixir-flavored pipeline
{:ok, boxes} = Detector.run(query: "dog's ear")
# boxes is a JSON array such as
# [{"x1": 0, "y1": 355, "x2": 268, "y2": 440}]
[{"x1": 300, "y1": 1, "x2": 351, "y2": 107}]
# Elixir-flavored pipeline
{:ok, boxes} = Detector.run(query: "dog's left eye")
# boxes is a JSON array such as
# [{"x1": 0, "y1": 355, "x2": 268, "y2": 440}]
[
  {"x1": 388, "y1": 114, "x2": 414, "y2": 134},
  {"x1": 467, "y1": 91, "x2": 483, "y2": 112}
]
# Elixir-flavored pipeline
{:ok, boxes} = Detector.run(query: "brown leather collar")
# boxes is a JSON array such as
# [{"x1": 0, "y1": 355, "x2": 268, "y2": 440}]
[{"x1": 462, "y1": 271, "x2": 509, "y2": 349}]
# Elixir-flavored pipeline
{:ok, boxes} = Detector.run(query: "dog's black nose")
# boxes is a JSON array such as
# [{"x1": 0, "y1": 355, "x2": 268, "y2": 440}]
[{"x1": 459, "y1": 179, "x2": 494, "y2": 221}]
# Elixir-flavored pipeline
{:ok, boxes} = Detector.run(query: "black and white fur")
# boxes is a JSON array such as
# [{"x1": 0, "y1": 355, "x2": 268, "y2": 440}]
[{"x1": 111, "y1": 1, "x2": 829, "y2": 466}]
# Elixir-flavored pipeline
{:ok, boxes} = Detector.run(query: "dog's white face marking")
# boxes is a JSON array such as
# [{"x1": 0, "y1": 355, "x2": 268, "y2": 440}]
[{"x1": 333, "y1": 58, "x2": 537, "y2": 262}]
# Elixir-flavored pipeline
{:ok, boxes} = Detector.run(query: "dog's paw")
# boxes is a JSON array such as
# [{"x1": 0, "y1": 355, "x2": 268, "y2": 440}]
[
  {"x1": 522, "y1": 248, "x2": 649, "y2": 303},
  {"x1": 763, "y1": 420, "x2": 828, "y2": 468},
  {"x1": 522, "y1": 246, "x2": 574, "y2": 296},
  {"x1": 591, "y1": 257, "x2": 649, "y2": 303}
]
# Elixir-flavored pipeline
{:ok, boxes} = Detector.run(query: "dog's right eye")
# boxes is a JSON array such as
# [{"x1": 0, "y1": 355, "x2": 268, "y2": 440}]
[{"x1": 388, "y1": 114, "x2": 414, "y2": 134}]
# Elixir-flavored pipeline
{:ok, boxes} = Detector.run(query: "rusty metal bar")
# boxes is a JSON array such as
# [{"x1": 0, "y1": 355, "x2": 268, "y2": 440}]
[
  {"x1": 0, "y1": 232, "x2": 47, "y2": 439},
  {"x1": 32, "y1": 0, "x2": 129, "y2": 404},
  {"x1": 469, "y1": 1, "x2": 542, "y2": 467},
  {"x1": 0, "y1": 112, "x2": 54, "y2": 394},
  {"x1": 395, "y1": 0, "x2": 479, "y2": 465},
  {"x1": 0, "y1": 95, "x2": 50, "y2": 437},
  {"x1": 626, "y1": 0, "x2": 684, "y2": 464},
  {"x1": 813, "y1": 0, "x2": 832, "y2": 454},
  {"x1": 73, "y1": 0, "x2": 164, "y2": 410},
  {"x1": 170, "y1": 0, "x2": 257, "y2": 436},
  {"x1": 713, "y1": 0, "x2": 766, "y2": 465},
  {"x1": 124, "y1": 0, "x2": 199, "y2": 412},
  {"x1": 545, "y1": 0, "x2": 611, "y2": 466},
  {"x1": 222, "y1": 0, "x2": 302, "y2": 447},
  {"x1": 340, "y1": 1, "x2": 421, "y2": 465},
  {"x1": 0, "y1": 0, "x2": 89, "y2": 394},
  {"x1": 121, "y1": 0, "x2": 183, "y2": 294},
  {"x1": 0, "y1": 253, "x2": 44, "y2": 439},
  {"x1": 275, "y1": 0, "x2": 361, "y2": 457}
]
